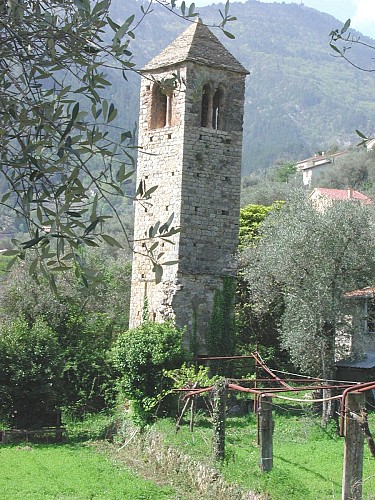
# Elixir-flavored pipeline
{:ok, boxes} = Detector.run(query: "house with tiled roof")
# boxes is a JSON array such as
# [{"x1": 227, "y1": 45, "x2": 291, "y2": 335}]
[
  {"x1": 296, "y1": 151, "x2": 347, "y2": 186},
  {"x1": 309, "y1": 187, "x2": 372, "y2": 211}
]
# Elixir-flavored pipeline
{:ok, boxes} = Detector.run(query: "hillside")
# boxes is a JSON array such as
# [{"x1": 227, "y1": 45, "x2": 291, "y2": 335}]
[{"x1": 108, "y1": 0, "x2": 375, "y2": 174}]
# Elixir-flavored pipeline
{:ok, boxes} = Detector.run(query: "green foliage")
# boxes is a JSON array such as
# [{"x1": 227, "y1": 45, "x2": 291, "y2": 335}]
[
  {"x1": 112, "y1": 321, "x2": 186, "y2": 426},
  {"x1": 164, "y1": 363, "x2": 219, "y2": 389},
  {"x1": 0, "y1": 0, "x2": 235, "y2": 284},
  {"x1": 0, "y1": 317, "x2": 62, "y2": 427},
  {"x1": 237, "y1": 202, "x2": 287, "y2": 368},
  {"x1": 206, "y1": 277, "x2": 236, "y2": 375},
  {"x1": 316, "y1": 148, "x2": 375, "y2": 193},
  {"x1": 64, "y1": 411, "x2": 117, "y2": 442},
  {"x1": 58, "y1": 309, "x2": 116, "y2": 416},
  {"x1": 242, "y1": 191, "x2": 375, "y2": 377},
  {"x1": 0, "y1": 250, "x2": 132, "y2": 421},
  {"x1": 240, "y1": 169, "x2": 301, "y2": 206},
  {"x1": 238, "y1": 202, "x2": 282, "y2": 249},
  {"x1": 0, "y1": 0, "x2": 139, "y2": 284},
  {"x1": 271, "y1": 162, "x2": 297, "y2": 183}
]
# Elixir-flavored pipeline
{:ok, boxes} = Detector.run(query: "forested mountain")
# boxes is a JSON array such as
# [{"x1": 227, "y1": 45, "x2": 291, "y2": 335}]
[
  {"x1": 2, "y1": 0, "x2": 374, "y2": 244},
  {"x1": 108, "y1": 0, "x2": 375, "y2": 174}
]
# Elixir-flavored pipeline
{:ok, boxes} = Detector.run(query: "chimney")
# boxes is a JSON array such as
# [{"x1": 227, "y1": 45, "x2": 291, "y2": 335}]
[{"x1": 348, "y1": 188, "x2": 353, "y2": 199}]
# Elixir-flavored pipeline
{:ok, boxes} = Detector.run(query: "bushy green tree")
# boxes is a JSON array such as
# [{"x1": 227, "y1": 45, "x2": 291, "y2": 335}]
[
  {"x1": 0, "y1": 249, "x2": 132, "y2": 417},
  {"x1": 0, "y1": 317, "x2": 62, "y2": 427},
  {"x1": 112, "y1": 321, "x2": 186, "y2": 426},
  {"x1": 242, "y1": 192, "x2": 375, "y2": 381}
]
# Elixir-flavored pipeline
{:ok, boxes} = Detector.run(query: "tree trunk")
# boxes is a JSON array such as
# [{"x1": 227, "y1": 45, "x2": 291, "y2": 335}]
[{"x1": 321, "y1": 321, "x2": 335, "y2": 427}]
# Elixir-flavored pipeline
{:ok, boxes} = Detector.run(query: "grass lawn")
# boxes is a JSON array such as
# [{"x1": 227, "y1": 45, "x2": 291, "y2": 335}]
[
  {"x1": 1, "y1": 442, "x2": 173, "y2": 499},
  {"x1": 154, "y1": 409, "x2": 375, "y2": 499}
]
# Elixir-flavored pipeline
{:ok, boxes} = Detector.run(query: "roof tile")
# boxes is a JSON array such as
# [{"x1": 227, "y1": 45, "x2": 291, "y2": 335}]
[{"x1": 142, "y1": 18, "x2": 249, "y2": 74}]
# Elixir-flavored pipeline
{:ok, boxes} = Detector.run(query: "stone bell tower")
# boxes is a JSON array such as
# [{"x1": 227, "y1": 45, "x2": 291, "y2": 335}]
[{"x1": 129, "y1": 19, "x2": 248, "y2": 353}]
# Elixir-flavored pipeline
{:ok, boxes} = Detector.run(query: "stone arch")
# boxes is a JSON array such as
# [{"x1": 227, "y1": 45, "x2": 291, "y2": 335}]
[
  {"x1": 201, "y1": 83, "x2": 226, "y2": 130},
  {"x1": 150, "y1": 81, "x2": 176, "y2": 129}
]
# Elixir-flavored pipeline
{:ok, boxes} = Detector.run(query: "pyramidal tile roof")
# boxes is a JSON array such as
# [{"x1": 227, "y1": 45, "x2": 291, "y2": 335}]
[{"x1": 142, "y1": 18, "x2": 249, "y2": 74}]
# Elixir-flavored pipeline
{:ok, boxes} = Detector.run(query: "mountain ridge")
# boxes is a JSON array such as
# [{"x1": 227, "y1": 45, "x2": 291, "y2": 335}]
[{"x1": 109, "y1": 0, "x2": 375, "y2": 174}]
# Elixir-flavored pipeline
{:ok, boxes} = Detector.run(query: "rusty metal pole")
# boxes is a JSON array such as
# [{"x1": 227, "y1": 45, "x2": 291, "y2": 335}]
[
  {"x1": 342, "y1": 391, "x2": 365, "y2": 500},
  {"x1": 259, "y1": 395, "x2": 273, "y2": 472}
]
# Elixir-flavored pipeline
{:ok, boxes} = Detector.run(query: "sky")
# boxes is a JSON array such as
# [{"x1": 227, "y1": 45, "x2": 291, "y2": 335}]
[{"x1": 191, "y1": 0, "x2": 375, "y2": 39}]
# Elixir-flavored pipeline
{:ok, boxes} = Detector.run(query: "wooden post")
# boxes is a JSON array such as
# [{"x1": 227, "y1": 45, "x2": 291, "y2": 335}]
[
  {"x1": 342, "y1": 392, "x2": 365, "y2": 500},
  {"x1": 259, "y1": 395, "x2": 273, "y2": 472},
  {"x1": 212, "y1": 379, "x2": 227, "y2": 461},
  {"x1": 189, "y1": 396, "x2": 195, "y2": 432}
]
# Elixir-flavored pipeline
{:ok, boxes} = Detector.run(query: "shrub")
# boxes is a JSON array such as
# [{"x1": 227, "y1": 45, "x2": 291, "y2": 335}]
[
  {"x1": 112, "y1": 321, "x2": 186, "y2": 426},
  {"x1": 0, "y1": 317, "x2": 62, "y2": 427}
]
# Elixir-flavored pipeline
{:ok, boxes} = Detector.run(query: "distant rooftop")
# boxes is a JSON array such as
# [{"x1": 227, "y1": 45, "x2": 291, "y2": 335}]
[
  {"x1": 344, "y1": 286, "x2": 375, "y2": 299},
  {"x1": 296, "y1": 151, "x2": 347, "y2": 170},
  {"x1": 309, "y1": 188, "x2": 373, "y2": 205},
  {"x1": 142, "y1": 18, "x2": 249, "y2": 74}
]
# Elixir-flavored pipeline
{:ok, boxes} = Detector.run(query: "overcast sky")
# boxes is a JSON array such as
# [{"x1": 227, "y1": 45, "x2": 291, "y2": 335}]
[{"x1": 191, "y1": 0, "x2": 375, "y2": 38}]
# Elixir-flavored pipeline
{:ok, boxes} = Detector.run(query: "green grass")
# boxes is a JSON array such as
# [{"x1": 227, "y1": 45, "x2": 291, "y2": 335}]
[
  {"x1": 154, "y1": 409, "x2": 375, "y2": 500},
  {"x1": 0, "y1": 442, "x2": 173, "y2": 499}
]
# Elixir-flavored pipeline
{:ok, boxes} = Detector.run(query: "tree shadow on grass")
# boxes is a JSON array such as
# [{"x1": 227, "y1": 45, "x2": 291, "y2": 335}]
[{"x1": 274, "y1": 454, "x2": 341, "y2": 488}]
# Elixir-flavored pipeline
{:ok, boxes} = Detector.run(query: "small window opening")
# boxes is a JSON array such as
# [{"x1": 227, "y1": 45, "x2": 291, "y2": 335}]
[
  {"x1": 150, "y1": 83, "x2": 173, "y2": 129},
  {"x1": 222, "y1": 209, "x2": 228, "y2": 215},
  {"x1": 201, "y1": 84, "x2": 212, "y2": 127},
  {"x1": 167, "y1": 133, "x2": 172, "y2": 139},
  {"x1": 212, "y1": 87, "x2": 224, "y2": 130}
]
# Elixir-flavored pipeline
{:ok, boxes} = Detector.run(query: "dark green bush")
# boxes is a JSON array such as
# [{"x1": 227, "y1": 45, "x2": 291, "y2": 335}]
[
  {"x1": 112, "y1": 321, "x2": 186, "y2": 426},
  {"x1": 0, "y1": 317, "x2": 62, "y2": 427}
]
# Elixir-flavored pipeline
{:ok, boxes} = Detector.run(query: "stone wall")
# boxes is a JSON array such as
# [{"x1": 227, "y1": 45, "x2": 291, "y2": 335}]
[{"x1": 129, "y1": 60, "x2": 246, "y2": 353}]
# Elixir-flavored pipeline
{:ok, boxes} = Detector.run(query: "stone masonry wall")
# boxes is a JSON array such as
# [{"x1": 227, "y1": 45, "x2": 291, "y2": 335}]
[{"x1": 129, "y1": 60, "x2": 246, "y2": 353}]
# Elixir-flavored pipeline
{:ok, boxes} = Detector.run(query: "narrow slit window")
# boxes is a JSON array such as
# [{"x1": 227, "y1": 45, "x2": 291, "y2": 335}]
[
  {"x1": 212, "y1": 87, "x2": 224, "y2": 130},
  {"x1": 150, "y1": 83, "x2": 167, "y2": 129},
  {"x1": 201, "y1": 84, "x2": 212, "y2": 127}
]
